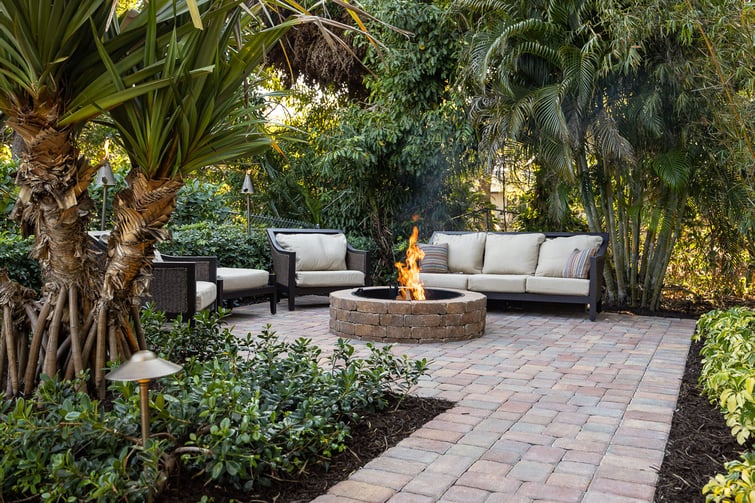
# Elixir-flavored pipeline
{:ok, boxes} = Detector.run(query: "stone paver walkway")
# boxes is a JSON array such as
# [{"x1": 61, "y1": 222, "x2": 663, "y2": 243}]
[{"x1": 227, "y1": 298, "x2": 697, "y2": 503}]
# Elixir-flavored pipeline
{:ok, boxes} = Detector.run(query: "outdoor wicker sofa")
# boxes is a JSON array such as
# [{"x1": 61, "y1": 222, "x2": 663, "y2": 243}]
[
  {"x1": 418, "y1": 231, "x2": 610, "y2": 321},
  {"x1": 267, "y1": 228, "x2": 370, "y2": 310}
]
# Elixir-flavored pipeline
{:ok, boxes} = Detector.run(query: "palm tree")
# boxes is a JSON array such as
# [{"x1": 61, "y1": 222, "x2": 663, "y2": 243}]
[
  {"x1": 0, "y1": 0, "x2": 376, "y2": 397},
  {"x1": 0, "y1": 0, "x2": 186, "y2": 396},
  {"x1": 90, "y1": 0, "x2": 296, "y2": 393}
]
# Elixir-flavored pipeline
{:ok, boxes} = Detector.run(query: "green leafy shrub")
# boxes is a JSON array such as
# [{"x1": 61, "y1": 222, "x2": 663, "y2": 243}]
[
  {"x1": 171, "y1": 179, "x2": 233, "y2": 227},
  {"x1": 695, "y1": 307, "x2": 755, "y2": 444},
  {"x1": 0, "y1": 374, "x2": 158, "y2": 502},
  {"x1": 702, "y1": 451, "x2": 755, "y2": 502},
  {"x1": 695, "y1": 307, "x2": 755, "y2": 501},
  {"x1": 160, "y1": 221, "x2": 270, "y2": 269},
  {"x1": 1, "y1": 310, "x2": 429, "y2": 500},
  {"x1": 0, "y1": 231, "x2": 41, "y2": 292},
  {"x1": 0, "y1": 157, "x2": 18, "y2": 227}
]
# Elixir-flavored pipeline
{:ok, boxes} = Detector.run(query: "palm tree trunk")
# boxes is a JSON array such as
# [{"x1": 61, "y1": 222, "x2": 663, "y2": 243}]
[
  {"x1": 8, "y1": 109, "x2": 101, "y2": 394},
  {"x1": 90, "y1": 169, "x2": 182, "y2": 395}
]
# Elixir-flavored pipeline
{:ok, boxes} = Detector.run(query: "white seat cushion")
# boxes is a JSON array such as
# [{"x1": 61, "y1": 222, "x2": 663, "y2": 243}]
[
  {"x1": 275, "y1": 233, "x2": 348, "y2": 271},
  {"x1": 468, "y1": 274, "x2": 528, "y2": 293},
  {"x1": 419, "y1": 272, "x2": 470, "y2": 290},
  {"x1": 431, "y1": 232, "x2": 486, "y2": 274},
  {"x1": 482, "y1": 233, "x2": 545, "y2": 275},
  {"x1": 526, "y1": 276, "x2": 590, "y2": 296},
  {"x1": 217, "y1": 267, "x2": 269, "y2": 293},
  {"x1": 295, "y1": 270, "x2": 365, "y2": 288},
  {"x1": 195, "y1": 281, "x2": 217, "y2": 310},
  {"x1": 535, "y1": 235, "x2": 604, "y2": 277}
]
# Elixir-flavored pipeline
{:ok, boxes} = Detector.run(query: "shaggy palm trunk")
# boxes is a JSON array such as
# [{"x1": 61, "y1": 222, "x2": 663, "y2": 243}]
[
  {"x1": 2, "y1": 104, "x2": 102, "y2": 396},
  {"x1": 92, "y1": 169, "x2": 182, "y2": 395}
]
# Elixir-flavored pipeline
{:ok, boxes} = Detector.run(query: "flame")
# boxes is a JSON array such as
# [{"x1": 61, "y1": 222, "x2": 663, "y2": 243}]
[{"x1": 395, "y1": 225, "x2": 426, "y2": 300}]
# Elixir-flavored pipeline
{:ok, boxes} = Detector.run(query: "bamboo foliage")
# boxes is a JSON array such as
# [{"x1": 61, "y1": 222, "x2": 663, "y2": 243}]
[{"x1": 462, "y1": 0, "x2": 706, "y2": 311}]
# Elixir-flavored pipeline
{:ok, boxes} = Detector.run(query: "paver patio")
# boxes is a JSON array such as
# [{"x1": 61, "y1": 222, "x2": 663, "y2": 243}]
[{"x1": 227, "y1": 297, "x2": 697, "y2": 503}]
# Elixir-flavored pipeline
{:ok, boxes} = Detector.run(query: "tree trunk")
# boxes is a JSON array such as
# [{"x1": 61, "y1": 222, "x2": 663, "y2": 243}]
[
  {"x1": 6, "y1": 105, "x2": 103, "y2": 395},
  {"x1": 91, "y1": 169, "x2": 183, "y2": 395}
]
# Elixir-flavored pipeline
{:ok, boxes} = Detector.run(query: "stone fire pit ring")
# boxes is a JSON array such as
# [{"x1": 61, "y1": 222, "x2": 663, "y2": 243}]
[{"x1": 329, "y1": 287, "x2": 486, "y2": 343}]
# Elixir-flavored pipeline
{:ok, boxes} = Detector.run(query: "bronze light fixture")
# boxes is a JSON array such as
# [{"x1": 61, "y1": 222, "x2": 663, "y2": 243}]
[{"x1": 106, "y1": 350, "x2": 181, "y2": 502}]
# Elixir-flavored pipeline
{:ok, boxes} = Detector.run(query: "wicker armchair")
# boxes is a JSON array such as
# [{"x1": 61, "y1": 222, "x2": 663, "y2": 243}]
[
  {"x1": 88, "y1": 234, "x2": 219, "y2": 321},
  {"x1": 152, "y1": 254, "x2": 219, "y2": 321},
  {"x1": 267, "y1": 228, "x2": 370, "y2": 310}
]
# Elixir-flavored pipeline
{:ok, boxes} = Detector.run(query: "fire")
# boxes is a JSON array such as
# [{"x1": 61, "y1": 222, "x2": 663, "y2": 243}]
[{"x1": 395, "y1": 225, "x2": 426, "y2": 300}]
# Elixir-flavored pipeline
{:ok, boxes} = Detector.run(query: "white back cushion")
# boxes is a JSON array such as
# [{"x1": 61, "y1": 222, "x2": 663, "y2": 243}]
[
  {"x1": 535, "y1": 235, "x2": 603, "y2": 277},
  {"x1": 431, "y1": 232, "x2": 486, "y2": 274},
  {"x1": 275, "y1": 233, "x2": 348, "y2": 271},
  {"x1": 482, "y1": 233, "x2": 545, "y2": 275}
]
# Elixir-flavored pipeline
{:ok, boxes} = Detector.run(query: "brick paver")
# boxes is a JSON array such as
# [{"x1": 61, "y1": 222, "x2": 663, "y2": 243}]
[{"x1": 228, "y1": 297, "x2": 696, "y2": 502}]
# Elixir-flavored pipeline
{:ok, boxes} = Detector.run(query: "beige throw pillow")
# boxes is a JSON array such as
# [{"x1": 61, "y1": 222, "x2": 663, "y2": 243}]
[
  {"x1": 431, "y1": 232, "x2": 486, "y2": 274},
  {"x1": 482, "y1": 233, "x2": 545, "y2": 275},
  {"x1": 535, "y1": 235, "x2": 604, "y2": 277},
  {"x1": 275, "y1": 233, "x2": 348, "y2": 271}
]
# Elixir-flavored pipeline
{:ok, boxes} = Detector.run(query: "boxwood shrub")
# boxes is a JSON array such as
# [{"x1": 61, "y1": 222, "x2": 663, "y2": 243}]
[{"x1": 0, "y1": 309, "x2": 429, "y2": 501}]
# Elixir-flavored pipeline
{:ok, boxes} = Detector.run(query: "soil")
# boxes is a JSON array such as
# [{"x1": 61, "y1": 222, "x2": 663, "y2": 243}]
[{"x1": 159, "y1": 299, "x2": 752, "y2": 502}]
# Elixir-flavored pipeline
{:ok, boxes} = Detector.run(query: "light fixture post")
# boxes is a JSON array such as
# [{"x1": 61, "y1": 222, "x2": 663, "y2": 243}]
[
  {"x1": 106, "y1": 350, "x2": 182, "y2": 503},
  {"x1": 98, "y1": 160, "x2": 115, "y2": 231},
  {"x1": 241, "y1": 172, "x2": 254, "y2": 236}
]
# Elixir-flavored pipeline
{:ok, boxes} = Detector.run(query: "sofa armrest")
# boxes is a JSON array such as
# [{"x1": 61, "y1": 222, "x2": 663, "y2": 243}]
[
  {"x1": 346, "y1": 246, "x2": 370, "y2": 286},
  {"x1": 266, "y1": 229, "x2": 295, "y2": 289}
]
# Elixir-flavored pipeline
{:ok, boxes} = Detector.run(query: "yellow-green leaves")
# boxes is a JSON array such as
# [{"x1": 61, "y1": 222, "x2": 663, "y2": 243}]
[{"x1": 698, "y1": 308, "x2": 755, "y2": 501}]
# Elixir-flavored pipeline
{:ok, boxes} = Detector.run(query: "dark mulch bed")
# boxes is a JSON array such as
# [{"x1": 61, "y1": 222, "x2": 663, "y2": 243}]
[
  {"x1": 160, "y1": 299, "x2": 752, "y2": 502},
  {"x1": 159, "y1": 394, "x2": 454, "y2": 502},
  {"x1": 653, "y1": 338, "x2": 743, "y2": 502}
]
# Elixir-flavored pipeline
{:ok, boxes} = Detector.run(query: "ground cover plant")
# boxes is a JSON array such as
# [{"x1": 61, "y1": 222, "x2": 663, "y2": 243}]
[
  {"x1": 655, "y1": 305, "x2": 755, "y2": 502},
  {"x1": 0, "y1": 310, "x2": 431, "y2": 501}
]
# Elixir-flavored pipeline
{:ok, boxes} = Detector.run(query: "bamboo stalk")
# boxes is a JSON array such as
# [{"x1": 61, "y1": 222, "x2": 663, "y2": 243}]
[
  {"x1": 121, "y1": 312, "x2": 140, "y2": 353},
  {"x1": 24, "y1": 303, "x2": 38, "y2": 333},
  {"x1": 44, "y1": 287, "x2": 69, "y2": 378},
  {"x1": 23, "y1": 297, "x2": 55, "y2": 395},
  {"x1": 80, "y1": 314, "x2": 99, "y2": 367},
  {"x1": 0, "y1": 312, "x2": 6, "y2": 394},
  {"x1": 68, "y1": 285, "x2": 84, "y2": 376},
  {"x1": 108, "y1": 322, "x2": 118, "y2": 365}
]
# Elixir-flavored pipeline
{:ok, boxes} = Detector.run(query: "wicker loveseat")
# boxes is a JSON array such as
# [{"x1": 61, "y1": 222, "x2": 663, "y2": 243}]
[
  {"x1": 418, "y1": 231, "x2": 609, "y2": 321},
  {"x1": 267, "y1": 228, "x2": 370, "y2": 310}
]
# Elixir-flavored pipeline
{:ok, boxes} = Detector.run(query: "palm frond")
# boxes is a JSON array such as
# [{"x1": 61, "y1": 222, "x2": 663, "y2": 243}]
[{"x1": 652, "y1": 150, "x2": 692, "y2": 190}]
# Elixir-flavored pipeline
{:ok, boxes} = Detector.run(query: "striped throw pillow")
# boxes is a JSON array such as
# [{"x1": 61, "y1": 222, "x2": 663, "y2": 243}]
[
  {"x1": 418, "y1": 243, "x2": 449, "y2": 273},
  {"x1": 562, "y1": 247, "x2": 596, "y2": 278}
]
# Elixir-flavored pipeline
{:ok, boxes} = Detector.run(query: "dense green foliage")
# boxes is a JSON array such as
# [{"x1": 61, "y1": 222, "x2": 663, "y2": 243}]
[
  {"x1": 695, "y1": 307, "x2": 755, "y2": 501},
  {"x1": 460, "y1": 0, "x2": 753, "y2": 308},
  {"x1": 0, "y1": 231, "x2": 40, "y2": 292},
  {"x1": 158, "y1": 222, "x2": 271, "y2": 270},
  {"x1": 261, "y1": 0, "x2": 486, "y2": 273},
  {"x1": 0, "y1": 310, "x2": 429, "y2": 500}
]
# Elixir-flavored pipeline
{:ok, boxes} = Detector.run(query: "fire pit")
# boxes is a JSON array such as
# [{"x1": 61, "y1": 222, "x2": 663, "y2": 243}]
[
  {"x1": 329, "y1": 223, "x2": 486, "y2": 343},
  {"x1": 329, "y1": 287, "x2": 486, "y2": 343}
]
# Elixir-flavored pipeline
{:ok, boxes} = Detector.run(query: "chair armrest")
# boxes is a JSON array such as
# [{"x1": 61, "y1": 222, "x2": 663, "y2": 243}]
[
  {"x1": 148, "y1": 261, "x2": 197, "y2": 319},
  {"x1": 160, "y1": 254, "x2": 217, "y2": 283}
]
